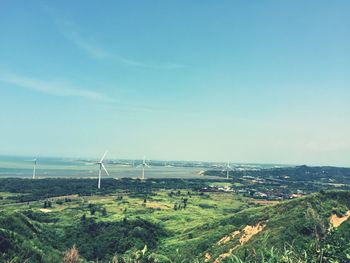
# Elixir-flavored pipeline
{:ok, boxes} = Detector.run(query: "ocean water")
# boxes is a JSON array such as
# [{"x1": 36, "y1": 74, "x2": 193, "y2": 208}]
[
  {"x1": 0, "y1": 156, "x2": 287, "y2": 179},
  {"x1": 0, "y1": 156, "x2": 213, "y2": 179}
]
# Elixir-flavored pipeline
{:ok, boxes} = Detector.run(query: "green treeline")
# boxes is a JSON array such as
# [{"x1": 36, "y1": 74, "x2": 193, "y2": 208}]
[{"x1": 0, "y1": 178, "x2": 207, "y2": 202}]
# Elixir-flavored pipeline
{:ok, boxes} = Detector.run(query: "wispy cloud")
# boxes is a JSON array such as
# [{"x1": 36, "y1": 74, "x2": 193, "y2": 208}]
[
  {"x1": 114, "y1": 56, "x2": 187, "y2": 70},
  {"x1": 57, "y1": 20, "x2": 112, "y2": 60},
  {"x1": 0, "y1": 70, "x2": 112, "y2": 102},
  {"x1": 0, "y1": 69, "x2": 171, "y2": 113},
  {"x1": 56, "y1": 20, "x2": 187, "y2": 69}
]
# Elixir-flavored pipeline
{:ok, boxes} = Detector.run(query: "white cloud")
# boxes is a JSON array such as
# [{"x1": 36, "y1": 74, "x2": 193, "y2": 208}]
[
  {"x1": 0, "y1": 70, "x2": 170, "y2": 113},
  {"x1": 56, "y1": 20, "x2": 187, "y2": 69},
  {"x1": 58, "y1": 20, "x2": 112, "y2": 60},
  {"x1": 0, "y1": 70, "x2": 112, "y2": 102}
]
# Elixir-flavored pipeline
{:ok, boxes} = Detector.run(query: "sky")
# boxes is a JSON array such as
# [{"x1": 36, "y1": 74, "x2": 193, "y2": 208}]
[{"x1": 0, "y1": 1, "x2": 349, "y2": 166}]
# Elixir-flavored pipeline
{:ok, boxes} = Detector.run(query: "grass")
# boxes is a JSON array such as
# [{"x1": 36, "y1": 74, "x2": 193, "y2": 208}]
[
  {"x1": 2, "y1": 188, "x2": 349, "y2": 262},
  {"x1": 44, "y1": 190, "x2": 247, "y2": 227},
  {"x1": 1, "y1": 189, "x2": 248, "y2": 225},
  {"x1": 0, "y1": 189, "x2": 250, "y2": 261},
  {"x1": 0, "y1": 192, "x2": 29, "y2": 205}
]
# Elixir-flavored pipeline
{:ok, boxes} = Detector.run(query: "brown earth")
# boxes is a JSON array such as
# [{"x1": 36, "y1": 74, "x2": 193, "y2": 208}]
[
  {"x1": 239, "y1": 222, "x2": 266, "y2": 244},
  {"x1": 216, "y1": 230, "x2": 240, "y2": 246},
  {"x1": 204, "y1": 253, "x2": 212, "y2": 262},
  {"x1": 213, "y1": 246, "x2": 239, "y2": 263},
  {"x1": 213, "y1": 222, "x2": 266, "y2": 263},
  {"x1": 329, "y1": 210, "x2": 350, "y2": 228}
]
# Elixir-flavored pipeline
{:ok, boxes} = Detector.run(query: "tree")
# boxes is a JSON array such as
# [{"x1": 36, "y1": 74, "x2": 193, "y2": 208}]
[
  {"x1": 90, "y1": 206, "x2": 96, "y2": 215},
  {"x1": 43, "y1": 200, "x2": 52, "y2": 208},
  {"x1": 81, "y1": 214, "x2": 86, "y2": 222},
  {"x1": 101, "y1": 208, "x2": 107, "y2": 216},
  {"x1": 183, "y1": 198, "x2": 188, "y2": 209}
]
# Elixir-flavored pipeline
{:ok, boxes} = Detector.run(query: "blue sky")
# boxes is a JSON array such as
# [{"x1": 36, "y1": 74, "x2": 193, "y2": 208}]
[{"x1": 0, "y1": 1, "x2": 349, "y2": 166}]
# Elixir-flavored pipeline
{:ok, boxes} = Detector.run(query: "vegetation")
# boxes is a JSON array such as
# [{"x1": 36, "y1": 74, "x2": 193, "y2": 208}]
[
  {"x1": 0, "y1": 178, "x2": 209, "y2": 203},
  {"x1": 206, "y1": 165, "x2": 350, "y2": 199},
  {"x1": 0, "y1": 177, "x2": 350, "y2": 262}
]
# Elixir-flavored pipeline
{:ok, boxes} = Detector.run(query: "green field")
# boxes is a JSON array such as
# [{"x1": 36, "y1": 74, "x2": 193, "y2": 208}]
[
  {"x1": 1, "y1": 179, "x2": 350, "y2": 262},
  {"x1": 0, "y1": 189, "x2": 252, "y2": 260}
]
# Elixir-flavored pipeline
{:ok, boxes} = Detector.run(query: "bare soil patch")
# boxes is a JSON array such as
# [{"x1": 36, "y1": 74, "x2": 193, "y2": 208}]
[
  {"x1": 213, "y1": 222, "x2": 266, "y2": 262},
  {"x1": 330, "y1": 210, "x2": 350, "y2": 228},
  {"x1": 216, "y1": 230, "x2": 240, "y2": 246}
]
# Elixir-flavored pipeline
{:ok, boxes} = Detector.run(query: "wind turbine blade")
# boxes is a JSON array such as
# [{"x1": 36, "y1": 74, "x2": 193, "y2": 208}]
[
  {"x1": 30, "y1": 155, "x2": 39, "y2": 162},
  {"x1": 102, "y1": 163, "x2": 110, "y2": 176},
  {"x1": 100, "y1": 151, "x2": 108, "y2": 163}
]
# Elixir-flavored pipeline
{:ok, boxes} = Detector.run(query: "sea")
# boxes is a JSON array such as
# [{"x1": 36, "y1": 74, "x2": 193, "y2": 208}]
[{"x1": 0, "y1": 155, "x2": 286, "y2": 179}]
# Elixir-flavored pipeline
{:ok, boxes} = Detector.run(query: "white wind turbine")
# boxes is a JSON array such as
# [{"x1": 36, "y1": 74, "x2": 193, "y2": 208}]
[
  {"x1": 139, "y1": 156, "x2": 150, "y2": 180},
  {"x1": 95, "y1": 151, "x2": 110, "y2": 189},
  {"x1": 224, "y1": 161, "x2": 233, "y2": 179},
  {"x1": 32, "y1": 156, "x2": 38, "y2": 179}
]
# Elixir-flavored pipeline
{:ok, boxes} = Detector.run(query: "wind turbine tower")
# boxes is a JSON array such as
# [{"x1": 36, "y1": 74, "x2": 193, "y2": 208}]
[
  {"x1": 32, "y1": 157, "x2": 38, "y2": 179},
  {"x1": 226, "y1": 161, "x2": 233, "y2": 179},
  {"x1": 141, "y1": 156, "x2": 150, "y2": 180},
  {"x1": 95, "y1": 151, "x2": 110, "y2": 189}
]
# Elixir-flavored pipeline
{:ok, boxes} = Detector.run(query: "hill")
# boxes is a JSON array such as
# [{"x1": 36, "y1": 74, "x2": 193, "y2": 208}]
[
  {"x1": 1, "y1": 184, "x2": 350, "y2": 262},
  {"x1": 205, "y1": 165, "x2": 350, "y2": 200},
  {"x1": 169, "y1": 190, "x2": 350, "y2": 262}
]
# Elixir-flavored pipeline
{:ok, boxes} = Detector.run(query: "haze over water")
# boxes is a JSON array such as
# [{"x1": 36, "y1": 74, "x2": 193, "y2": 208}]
[{"x1": 0, "y1": 156, "x2": 285, "y2": 179}]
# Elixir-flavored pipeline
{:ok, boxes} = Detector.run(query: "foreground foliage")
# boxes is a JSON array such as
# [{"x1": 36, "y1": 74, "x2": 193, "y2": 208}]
[{"x1": 0, "y1": 179, "x2": 350, "y2": 262}]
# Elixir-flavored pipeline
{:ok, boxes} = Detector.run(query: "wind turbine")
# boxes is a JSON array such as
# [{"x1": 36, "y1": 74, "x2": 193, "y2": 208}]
[
  {"x1": 95, "y1": 151, "x2": 109, "y2": 189},
  {"x1": 32, "y1": 156, "x2": 38, "y2": 179},
  {"x1": 140, "y1": 156, "x2": 150, "y2": 180},
  {"x1": 224, "y1": 161, "x2": 233, "y2": 179}
]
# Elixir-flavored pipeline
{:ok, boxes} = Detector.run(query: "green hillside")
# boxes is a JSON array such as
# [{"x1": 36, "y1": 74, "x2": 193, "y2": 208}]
[
  {"x1": 1, "y1": 187, "x2": 350, "y2": 262},
  {"x1": 185, "y1": 190, "x2": 350, "y2": 262}
]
